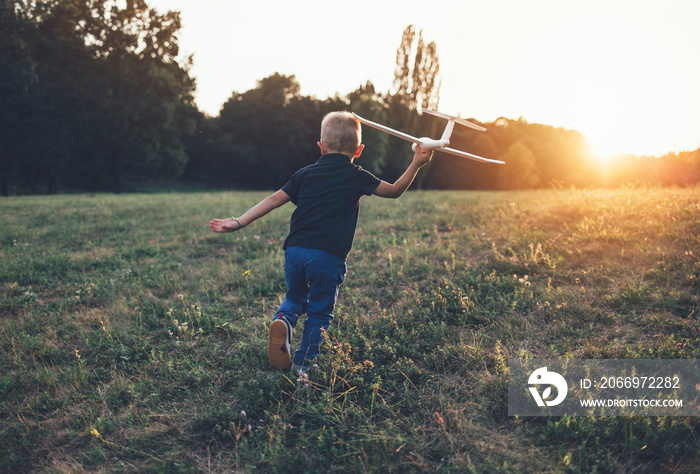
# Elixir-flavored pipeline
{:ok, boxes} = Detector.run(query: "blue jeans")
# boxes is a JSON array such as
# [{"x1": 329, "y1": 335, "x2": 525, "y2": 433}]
[{"x1": 274, "y1": 246, "x2": 346, "y2": 368}]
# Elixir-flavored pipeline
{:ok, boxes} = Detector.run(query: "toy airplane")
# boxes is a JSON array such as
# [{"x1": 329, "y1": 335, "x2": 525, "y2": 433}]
[{"x1": 352, "y1": 109, "x2": 504, "y2": 164}]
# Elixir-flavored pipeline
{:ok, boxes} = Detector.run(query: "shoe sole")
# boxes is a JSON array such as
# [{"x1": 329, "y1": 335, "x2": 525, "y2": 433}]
[{"x1": 268, "y1": 319, "x2": 292, "y2": 369}]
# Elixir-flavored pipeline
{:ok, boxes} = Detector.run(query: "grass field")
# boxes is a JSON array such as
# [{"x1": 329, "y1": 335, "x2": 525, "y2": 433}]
[{"x1": 1, "y1": 187, "x2": 699, "y2": 472}]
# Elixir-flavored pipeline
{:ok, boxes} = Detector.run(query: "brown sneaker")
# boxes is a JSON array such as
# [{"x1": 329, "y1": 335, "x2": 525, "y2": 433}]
[{"x1": 268, "y1": 317, "x2": 292, "y2": 369}]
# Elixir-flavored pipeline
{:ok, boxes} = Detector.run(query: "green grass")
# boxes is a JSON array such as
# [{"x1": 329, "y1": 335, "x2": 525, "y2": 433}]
[{"x1": 1, "y1": 187, "x2": 698, "y2": 472}]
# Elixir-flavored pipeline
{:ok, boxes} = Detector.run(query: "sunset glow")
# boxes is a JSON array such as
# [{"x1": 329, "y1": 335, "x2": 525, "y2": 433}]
[
  {"x1": 149, "y1": 0, "x2": 700, "y2": 158},
  {"x1": 492, "y1": 5, "x2": 700, "y2": 158}
]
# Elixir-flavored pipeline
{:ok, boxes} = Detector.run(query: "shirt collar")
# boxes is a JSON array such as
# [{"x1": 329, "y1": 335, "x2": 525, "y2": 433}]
[{"x1": 318, "y1": 153, "x2": 353, "y2": 164}]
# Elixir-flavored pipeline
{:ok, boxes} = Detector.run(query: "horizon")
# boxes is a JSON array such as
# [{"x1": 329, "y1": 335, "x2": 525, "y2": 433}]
[{"x1": 148, "y1": 0, "x2": 700, "y2": 158}]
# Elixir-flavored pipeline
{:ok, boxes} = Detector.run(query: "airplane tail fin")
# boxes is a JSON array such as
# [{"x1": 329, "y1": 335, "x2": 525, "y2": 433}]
[{"x1": 439, "y1": 119, "x2": 455, "y2": 146}]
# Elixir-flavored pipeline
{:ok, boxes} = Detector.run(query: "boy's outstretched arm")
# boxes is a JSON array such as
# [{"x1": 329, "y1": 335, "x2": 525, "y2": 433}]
[
  {"x1": 210, "y1": 189, "x2": 291, "y2": 233},
  {"x1": 373, "y1": 145, "x2": 433, "y2": 199}
]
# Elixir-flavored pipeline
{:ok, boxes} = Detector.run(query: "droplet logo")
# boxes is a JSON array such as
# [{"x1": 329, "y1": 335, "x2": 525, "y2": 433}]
[{"x1": 528, "y1": 367, "x2": 568, "y2": 407}]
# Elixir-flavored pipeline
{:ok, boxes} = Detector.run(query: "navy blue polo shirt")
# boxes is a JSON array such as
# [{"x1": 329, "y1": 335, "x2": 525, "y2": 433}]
[{"x1": 281, "y1": 153, "x2": 381, "y2": 260}]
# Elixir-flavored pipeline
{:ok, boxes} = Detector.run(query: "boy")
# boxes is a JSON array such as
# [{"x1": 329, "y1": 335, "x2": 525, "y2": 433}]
[{"x1": 210, "y1": 111, "x2": 432, "y2": 376}]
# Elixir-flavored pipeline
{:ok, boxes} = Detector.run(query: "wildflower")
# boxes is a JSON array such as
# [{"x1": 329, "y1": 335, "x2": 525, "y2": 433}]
[
  {"x1": 240, "y1": 410, "x2": 247, "y2": 418},
  {"x1": 242, "y1": 269, "x2": 251, "y2": 276},
  {"x1": 90, "y1": 428, "x2": 100, "y2": 437}
]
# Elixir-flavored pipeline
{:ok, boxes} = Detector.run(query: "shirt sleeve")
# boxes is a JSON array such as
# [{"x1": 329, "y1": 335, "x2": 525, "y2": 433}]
[
  {"x1": 281, "y1": 171, "x2": 300, "y2": 204},
  {"x1": 356, "y1": 168, "x2": 381, "y2": 196}
]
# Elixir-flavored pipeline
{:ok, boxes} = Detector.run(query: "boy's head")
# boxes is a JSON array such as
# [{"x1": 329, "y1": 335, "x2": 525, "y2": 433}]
[{"x1": 319, "y1": 111, "x2": 364, "y2": 159}]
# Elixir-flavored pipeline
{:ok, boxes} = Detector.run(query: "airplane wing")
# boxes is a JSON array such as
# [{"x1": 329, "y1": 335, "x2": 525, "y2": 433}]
[
  {"x1": 352, "y1": 113, "x2": 421, "y2": 145},
  {"x1": 353, "y1": 111, "x2": 504, "y2": 164},
  {"x1": 441, "y1": 147, "x2": 505, "y2": 164}
]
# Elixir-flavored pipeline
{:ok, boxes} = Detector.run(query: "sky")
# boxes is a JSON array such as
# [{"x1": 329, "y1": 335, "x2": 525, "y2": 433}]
[{"x1": 148, "y1": 0, "x2": 700, "y2": 157}]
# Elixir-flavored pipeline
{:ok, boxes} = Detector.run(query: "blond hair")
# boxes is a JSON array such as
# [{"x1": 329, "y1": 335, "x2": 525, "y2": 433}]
[{"x1": 320, "y1": 112, "x2": 361, "y2": 154}]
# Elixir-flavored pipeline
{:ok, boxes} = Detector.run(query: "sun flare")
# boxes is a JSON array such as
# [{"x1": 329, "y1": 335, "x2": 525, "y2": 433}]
[{"x1": 496, "y1": 6, "x2": 699, "y2": 158}]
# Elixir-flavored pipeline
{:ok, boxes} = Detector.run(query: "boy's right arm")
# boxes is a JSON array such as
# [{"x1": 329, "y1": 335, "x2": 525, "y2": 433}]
[
  {"x1": 373, "y1": 145, "x2": 433, "y2": 199},
  {"x1": 210, "y1": 189, "x2": 291, "y2": 233}
]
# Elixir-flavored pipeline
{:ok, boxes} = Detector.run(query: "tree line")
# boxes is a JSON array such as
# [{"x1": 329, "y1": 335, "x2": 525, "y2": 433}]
[
  {"x1": 2, "y1": 0, "x2": 198, "y2": 194},
  {"x1": 2, "y1": 2, "x2": 698, "y2": 195}
]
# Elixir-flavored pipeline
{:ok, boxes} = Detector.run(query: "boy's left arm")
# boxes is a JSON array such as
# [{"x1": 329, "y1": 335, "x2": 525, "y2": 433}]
[{"x1": 210, "y1": 189, "x2": 291, "y2": 233}]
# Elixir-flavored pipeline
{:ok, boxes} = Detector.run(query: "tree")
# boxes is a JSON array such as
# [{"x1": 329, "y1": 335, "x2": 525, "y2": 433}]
[
  {"x1": 0, "y1": 2, "x2": 36, "y2": 194},
  {"x1": 495, "y1": 142, "x2": 539, "y2": 189},
  {"x1": 347, "y1": 82, "x2": 388, "y2": 175},
  {"x1": 79, "y1": 0, "x2": 197, "y2": 192},
  {"x1": 391, "y1": 25, "x2": 440, "y2": 111},
  {"x1": 3, "y1": 0, "x2": 197, "y2": 193},
  {"x1": 384, "y1": 25, "x2": 441, "y2": 181},
  {"x1": 196, "y1": 73, "x2": 347, "y2": 189},
  {"x1": 2, "y1": 0, "x2": 99, "y2": 193}
]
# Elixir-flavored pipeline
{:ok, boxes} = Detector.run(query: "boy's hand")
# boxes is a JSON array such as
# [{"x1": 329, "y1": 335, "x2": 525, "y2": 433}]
[
  {"x1": 209, "y1": 218, "x2": 243, "y2": 233},
  {"x1": 413, "y1": 145, "x2": 434, "y2": 167}
]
